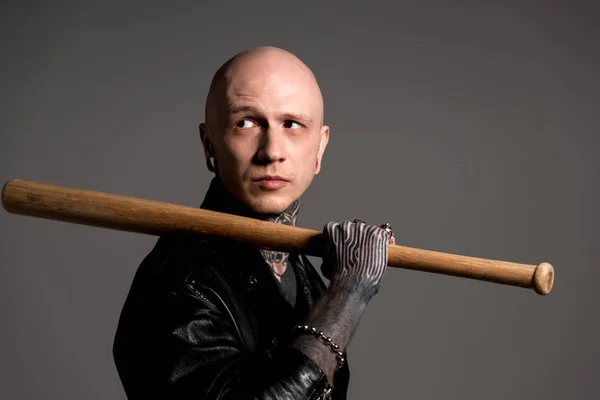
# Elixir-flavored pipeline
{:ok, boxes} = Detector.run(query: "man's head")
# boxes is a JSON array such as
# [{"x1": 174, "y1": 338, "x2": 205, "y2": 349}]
[{"x1": 199, "y1": 46, "x2": 329, "y2": 215}]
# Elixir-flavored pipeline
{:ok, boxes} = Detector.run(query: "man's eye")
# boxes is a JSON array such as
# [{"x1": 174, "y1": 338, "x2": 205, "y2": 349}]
[
  {"x1": 236, "y1": 119, "x2": 256, "y2": 128},
  {"x1": 284, "y1": 120, "x2": 301, "y2": 129}
]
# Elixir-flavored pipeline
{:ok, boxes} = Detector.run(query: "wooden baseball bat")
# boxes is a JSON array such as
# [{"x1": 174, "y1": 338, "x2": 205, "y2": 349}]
[{"x1": 1, "y1": 179, "x2": 554, "y2": 295}]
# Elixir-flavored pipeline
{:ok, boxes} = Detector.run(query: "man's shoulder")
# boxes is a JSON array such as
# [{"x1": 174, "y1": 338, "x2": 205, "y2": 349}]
[
  {"x1": 116, "y1": 233, "x2": 235, "y2": 332},
  {"x1": 129, "y1": 233, "x2": 226, "y2": 293}
]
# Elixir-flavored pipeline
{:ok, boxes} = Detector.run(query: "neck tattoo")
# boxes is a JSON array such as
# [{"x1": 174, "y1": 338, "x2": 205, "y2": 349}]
[
  {"x1": 260, "y1": 200, "x2": 300, "y2": 283},
  {"x1": 200, "y1": 178, "x2": 301, "y2": 285}
]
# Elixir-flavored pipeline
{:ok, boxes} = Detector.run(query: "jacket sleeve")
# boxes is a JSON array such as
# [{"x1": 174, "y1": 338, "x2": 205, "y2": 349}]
[
  {"x1": 163, "y1": 285, "x2": 330, "y2": 399},
  {"x1": 113, "y1": 238, "x2": 331, "y2": 400}
]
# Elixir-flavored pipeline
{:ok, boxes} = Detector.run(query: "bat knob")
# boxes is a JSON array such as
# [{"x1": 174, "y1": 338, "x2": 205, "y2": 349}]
[{"x1": 533, "y1": 262, "x2": 554, "y2": 295}]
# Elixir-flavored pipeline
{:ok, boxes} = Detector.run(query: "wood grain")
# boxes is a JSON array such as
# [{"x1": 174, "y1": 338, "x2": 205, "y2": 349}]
[{"x1": 2, "y1": 179, "x2": 554, "y2": 295}]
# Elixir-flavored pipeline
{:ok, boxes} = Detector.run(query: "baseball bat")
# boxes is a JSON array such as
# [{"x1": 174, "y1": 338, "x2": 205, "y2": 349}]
[{"x1": 2, "y1": 179, "x2": 554, "y2": 295}]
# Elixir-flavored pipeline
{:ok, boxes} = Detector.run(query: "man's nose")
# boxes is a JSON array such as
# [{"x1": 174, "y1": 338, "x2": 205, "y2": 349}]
[{"x1": 255, "y1": 127, "x2": 287, "y2": 164}]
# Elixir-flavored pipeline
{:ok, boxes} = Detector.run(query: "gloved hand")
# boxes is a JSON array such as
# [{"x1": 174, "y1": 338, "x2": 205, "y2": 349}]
[{"x1": 321, "y1": 219, "x2": 393, "y2": 302}]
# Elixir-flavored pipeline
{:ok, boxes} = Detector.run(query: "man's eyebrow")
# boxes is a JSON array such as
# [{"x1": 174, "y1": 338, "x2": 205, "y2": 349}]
[
  {"x1": 281, "y1": 112, "x2": 313, "y2": 124},
  {"x1": 228, "y1": 103, "x2": 313, "y2": 124},
  {"x1": 228, "y1": 103, "x2": 258, "y2": 114}
]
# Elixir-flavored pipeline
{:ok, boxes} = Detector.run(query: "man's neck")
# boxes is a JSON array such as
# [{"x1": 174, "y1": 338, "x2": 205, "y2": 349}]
[
  {"x1": 263, "y1": 198, "x2": 299, "y2": 226},
  {"x1": 200, "y1": 177, "x2": 299, "y2": 283}
]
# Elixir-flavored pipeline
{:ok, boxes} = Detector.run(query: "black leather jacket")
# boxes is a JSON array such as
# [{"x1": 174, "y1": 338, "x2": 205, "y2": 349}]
[{"x1": 113, "y1": 231, "x2": 350, "y2": 399}]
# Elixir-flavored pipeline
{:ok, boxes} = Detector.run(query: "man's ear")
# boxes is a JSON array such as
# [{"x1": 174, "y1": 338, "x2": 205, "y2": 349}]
[
  {"x1": 199, "y1": 123, "x2": 216, "y2": 158},
  {"x1": 199, "y1": 123, "x2": 217, "y2": 173},
  {"x1": 315, "y1": 124, "x2": 330, "y2": 175}
]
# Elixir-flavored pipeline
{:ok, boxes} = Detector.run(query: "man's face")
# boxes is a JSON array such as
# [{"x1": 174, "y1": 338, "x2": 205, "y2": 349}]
[{"x1": 201, "y1": 57, "x2": 329, "y2": 215}]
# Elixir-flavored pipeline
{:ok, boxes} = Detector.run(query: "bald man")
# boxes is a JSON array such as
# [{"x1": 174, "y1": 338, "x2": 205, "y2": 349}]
[{"x1": 113, "y1": 47, "x2": 393, "y2": 400}]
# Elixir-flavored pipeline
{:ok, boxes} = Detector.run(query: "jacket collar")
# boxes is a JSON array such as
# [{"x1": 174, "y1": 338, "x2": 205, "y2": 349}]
[{"x1": 197, "y1": 177, "x2": 316, "y2": 315}]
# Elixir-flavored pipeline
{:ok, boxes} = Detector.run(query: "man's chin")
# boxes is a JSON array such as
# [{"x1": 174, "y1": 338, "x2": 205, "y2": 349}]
[
  {"x1": 250, "y1": 203, "x2": 289, "y2": 216},
  {"x1": 244, "y1": 195, "x2": 293, "y2": 216}
]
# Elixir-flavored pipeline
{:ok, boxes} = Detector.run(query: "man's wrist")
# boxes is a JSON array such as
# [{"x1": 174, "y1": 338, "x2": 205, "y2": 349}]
[
  {"x1": 326, "y1": 278, "x2": 371, "y2": 309},
  {"x1": 291, "y1": 324, "x2": 347, "y2": 370}
]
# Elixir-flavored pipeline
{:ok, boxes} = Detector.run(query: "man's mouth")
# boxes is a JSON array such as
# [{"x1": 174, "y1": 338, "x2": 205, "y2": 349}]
[{"x1": 252, "y1": 175, "x2": 289, "y2": 190}]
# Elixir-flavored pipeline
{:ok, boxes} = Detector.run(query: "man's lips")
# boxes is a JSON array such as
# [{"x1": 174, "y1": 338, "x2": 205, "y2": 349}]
[{"x1": 252, "y1": 176, "x2": 289, "y2": 190}]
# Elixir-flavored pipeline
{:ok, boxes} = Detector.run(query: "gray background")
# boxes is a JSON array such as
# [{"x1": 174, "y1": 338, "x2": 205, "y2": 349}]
[{"x1": 1, "y1": 1, "x2": 598, "y2": 399}]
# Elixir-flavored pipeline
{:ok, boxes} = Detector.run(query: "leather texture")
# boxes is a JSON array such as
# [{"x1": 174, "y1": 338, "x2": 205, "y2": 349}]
[{"x1": 113, "y1": 231, "x2": 350, "y2": 399}]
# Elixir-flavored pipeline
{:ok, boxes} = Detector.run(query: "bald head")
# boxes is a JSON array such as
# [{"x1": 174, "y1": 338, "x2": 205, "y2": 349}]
[
  {"x1": 205, "y1": 46, "x2": 324, "y2": 130},
  {"x1": 199, "y1": 46, "x2": 330, "y2": 215}
]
